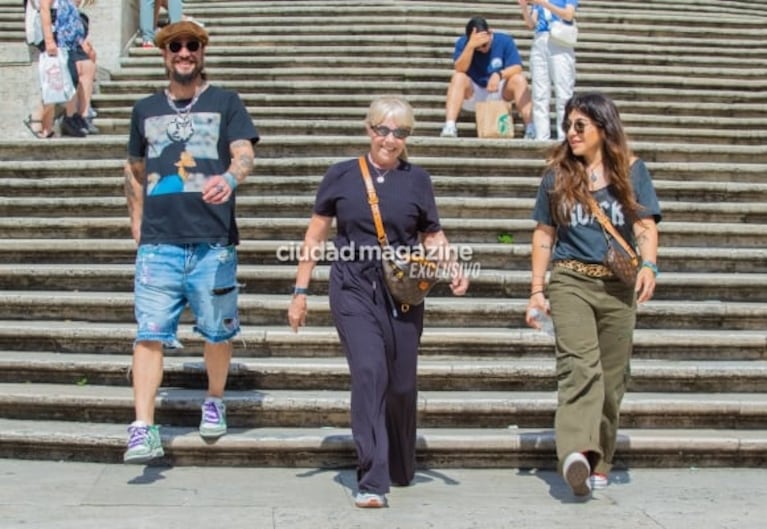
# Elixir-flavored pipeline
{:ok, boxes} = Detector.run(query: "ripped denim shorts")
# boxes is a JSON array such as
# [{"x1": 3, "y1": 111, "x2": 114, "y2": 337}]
[{"x1": 133, "y1": 243, "x2": 240, "y2": 347}]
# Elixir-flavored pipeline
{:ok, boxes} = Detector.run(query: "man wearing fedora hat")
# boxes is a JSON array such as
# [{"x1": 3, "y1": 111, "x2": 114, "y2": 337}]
[{"x1": 123, "y1": 21, "x2": 259, "y2": 464}]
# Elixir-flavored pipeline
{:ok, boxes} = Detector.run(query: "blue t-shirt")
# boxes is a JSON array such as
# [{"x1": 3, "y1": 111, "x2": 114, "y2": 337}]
[
  {"x1": 531, "y1": 159, "x2": 662, "y2": 263},
  {"x1": 313, "y1": 158, "x2": 441, "y2": 255},
  {"x1": 453, "y1": 31, "x2": 523, "y2": 88},
  {"x1": 128, "y1": 85, "x2": 260, "y2": 245},
  {"x1": 532, "y1": 0, "x2": 579, "y2": 33}
]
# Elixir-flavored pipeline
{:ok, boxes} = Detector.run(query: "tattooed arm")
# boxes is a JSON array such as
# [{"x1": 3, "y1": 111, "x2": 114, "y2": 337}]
[
  {"x1": 633, "y1": 217, "x2": 659, "y2": 303},
  {"x1": 124, "y1": 157, "x2": 146, "y2": 244},
  {"x1": 202, "y1": 139, "x2": 255, "y2": 204},
  {"x1": 525, "y1": 223, "x2": 556, "y2": 328},
  {"x1": 226, "y1": 139, "x2": 255, "y2": 186}
]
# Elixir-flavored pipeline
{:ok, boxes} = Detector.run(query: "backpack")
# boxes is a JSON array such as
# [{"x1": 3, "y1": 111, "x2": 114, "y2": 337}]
[{"x1": 24, "y1": 0, "x2": 43, "y2": 46}]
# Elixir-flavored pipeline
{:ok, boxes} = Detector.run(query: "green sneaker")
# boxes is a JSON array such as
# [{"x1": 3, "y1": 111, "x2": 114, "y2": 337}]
[
  {"x1": 199, "y1": 398, "x2": 227, "y2": 440},
  {"x1": 123, "y1": 422, "x2": 164, "y2": 464}
]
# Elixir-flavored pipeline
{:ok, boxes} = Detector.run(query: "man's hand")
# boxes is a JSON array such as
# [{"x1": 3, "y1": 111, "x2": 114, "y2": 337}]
[
  {"x1": 468, "y1": 28, "x2": 491, "y2": 50},
  {"x1": 487, "y1": 71, "x2": 502, "y2": 92},
  {"x1": 202, "y1": 174, "x2": 233, "y2": 205}
]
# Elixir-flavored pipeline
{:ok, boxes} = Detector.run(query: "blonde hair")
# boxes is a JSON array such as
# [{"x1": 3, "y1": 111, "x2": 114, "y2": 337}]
[{"x1": 364, "y1": 95, "x2": 415, "y2": 160}]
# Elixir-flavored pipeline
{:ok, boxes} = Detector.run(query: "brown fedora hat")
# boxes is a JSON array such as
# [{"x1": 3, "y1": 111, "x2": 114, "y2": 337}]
[{"x1": 155, "y1": 21, "x2": 209, "y2": 49}]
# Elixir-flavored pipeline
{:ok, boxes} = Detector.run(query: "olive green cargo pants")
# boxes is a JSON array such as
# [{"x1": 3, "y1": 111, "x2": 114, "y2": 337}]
[{"x1": 547, "y1": 266, "x2": 636, "y2": 474}]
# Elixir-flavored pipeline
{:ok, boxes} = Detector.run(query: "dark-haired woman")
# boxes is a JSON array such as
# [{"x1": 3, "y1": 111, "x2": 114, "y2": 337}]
[{"x1": 525, "y1": 92, "x2": 661, "y2": 497}]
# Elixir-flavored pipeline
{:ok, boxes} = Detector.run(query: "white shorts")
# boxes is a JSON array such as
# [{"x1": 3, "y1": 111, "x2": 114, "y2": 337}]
[{"x1": 462, "y1": 79, "x2": 508, "y2": 112}]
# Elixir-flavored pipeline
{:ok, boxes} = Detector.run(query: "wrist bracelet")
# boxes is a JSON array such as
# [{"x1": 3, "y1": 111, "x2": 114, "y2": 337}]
[
  {"x1": 529, "y1": 290, "x2": 545, "y2": 297},
  {"x1": 223, "y1": 171, "x2": 238, "y2": 190},
  {"x1": 293, "y1": 286, "x2": 309, "y2": 296},
  {"x1": 641, "y1": 260, "x2": 659, "y2": 276}
]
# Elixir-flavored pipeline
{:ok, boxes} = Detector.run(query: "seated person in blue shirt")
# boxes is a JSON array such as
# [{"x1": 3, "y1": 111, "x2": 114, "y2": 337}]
[{"x1": 440, "y1": 16, "x2": 535, "y2": 139}]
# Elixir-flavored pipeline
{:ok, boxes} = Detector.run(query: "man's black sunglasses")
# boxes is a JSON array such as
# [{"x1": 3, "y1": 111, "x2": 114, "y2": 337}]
[
  {"x1": 168, "y1": 40, "x2": 201, "y2": 53},
  {"x1": 372, "y1": 125, "x2": 410, "y2": 139}
]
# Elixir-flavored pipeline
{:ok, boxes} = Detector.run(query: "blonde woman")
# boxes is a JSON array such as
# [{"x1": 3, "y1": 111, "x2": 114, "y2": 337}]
[{"x1": 288, "y1": 96, "x2": 469, "y2": 508}]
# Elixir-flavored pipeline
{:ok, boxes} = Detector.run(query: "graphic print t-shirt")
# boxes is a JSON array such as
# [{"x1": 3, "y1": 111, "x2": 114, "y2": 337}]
[
  {"x1": 128, "y1": 85, "x2": 259, "y2": 245},
  {"x1": 531, "y1": 159, "x2": 662, "y2": 263}
]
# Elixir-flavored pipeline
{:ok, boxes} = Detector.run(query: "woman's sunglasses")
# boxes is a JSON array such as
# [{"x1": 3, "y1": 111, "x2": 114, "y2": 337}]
[
  {"x1": 168, "y1": 40, "x2": 201, "y2": 53},
  {"x1": 562, "y1": 119, "x2": 593, "y2": 134},
  {"x1": 372, "y1": 125, "x2": 410, "y2": 139}
]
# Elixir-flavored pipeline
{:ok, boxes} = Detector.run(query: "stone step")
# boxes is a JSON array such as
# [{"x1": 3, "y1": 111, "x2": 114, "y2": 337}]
[
  {"x1": 4, "y1": 159, "x2": 767, "y2": 183},
  {"x1": 2, "y1": 194, "x2": 766, "y2": 223},
  {"x1": 1, "y1": 136, "x2": 764, "y2": 164},
  {"x1": 2, "y1": 351, "x2": 765, "y2": 393},
  {"x1": 183, "y1": 7, "x2": 764, "y2": 32},
  {"x1": 116, "y1": 51, "x2": 767, "y2": 72},
  {"x1": 108, "y1": 61, "x2": 767, "y2": 83},
  {"x1": 91, "y1": 93, "x2": 767, "y2": 119},
  {"x1": 95, "y1": 78, "x2": 767, "y2": 99},
  {"x1": 94, "y1": 102, "x2": 767, "y2": 132},
  {"x1": 1, "y1": 264, "x2": 764, "y2": 303},
  {"x1": 2, "y1": 216, "x2": 766, "y2": 247},
  {"x1": 2, "y1": 418, "x2": 765, "y2": 467},
  {"x1": 2, "y1": 383, "x2": 766, "y2": 429},
  {"x1": 84, "y1": 118, "x2": 767, "y2": 145},
  {"x1": 2, "y1": 239, "x2": 765, "y2": 274},
  {"x1": 0, "y1": 321, "x2": 762, "y2": 361},
  {"x1": 0, "y1": 292, "x2": 764, "y2": 330}
]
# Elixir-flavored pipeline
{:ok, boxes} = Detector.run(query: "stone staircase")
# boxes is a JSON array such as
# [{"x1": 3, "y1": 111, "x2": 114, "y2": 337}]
[{"x1": 0, "y1": 0, "x2": 766, "y2": 468}]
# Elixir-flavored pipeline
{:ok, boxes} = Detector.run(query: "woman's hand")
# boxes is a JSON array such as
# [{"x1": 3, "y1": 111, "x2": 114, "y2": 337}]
[
  {"x1": 288, "y1": 295, "x2": 307, "y2": 333},
  {"x1": 635, "y1": 267, "x2": 656, "y2": 304},
  {"x1": 525, "y1": 292, "x2": 549, "y2": 329},
  {"x1": 449, "y1": 271, "x2": 469, "y2": 296}
]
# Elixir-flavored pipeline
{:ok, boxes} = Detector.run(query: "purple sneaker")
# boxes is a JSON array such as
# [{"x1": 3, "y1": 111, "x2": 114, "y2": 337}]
[
  {"x1": 123, "y1": 422, "x2": 163, "y2": 464},
  {"x1": 199, "y1": 398, "x2": 227, "y2": 439}
]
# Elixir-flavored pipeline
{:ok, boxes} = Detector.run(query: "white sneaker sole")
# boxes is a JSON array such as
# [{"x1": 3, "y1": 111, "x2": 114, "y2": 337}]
[{"x1": 563, "y1": 453, "x2": 592, "y2": 496}]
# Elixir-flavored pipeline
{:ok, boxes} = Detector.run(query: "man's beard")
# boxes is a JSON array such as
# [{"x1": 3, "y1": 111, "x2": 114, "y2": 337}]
[{"x1": 168, "y1": 63, "x2": 203, "y2": 84}]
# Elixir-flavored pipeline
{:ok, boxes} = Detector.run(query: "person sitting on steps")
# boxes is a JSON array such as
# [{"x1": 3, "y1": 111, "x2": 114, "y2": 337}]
[{"x1": 440, "y1": 16, "x2": 536, "y2": 139}]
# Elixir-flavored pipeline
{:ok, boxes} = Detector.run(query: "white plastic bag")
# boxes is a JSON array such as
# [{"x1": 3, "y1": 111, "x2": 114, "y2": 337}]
[
  {"x1": 550, "y1": 20, "x2": 578, "y2": 47},
  {"x1": 25, "y1": 0, "x2": 43, "y2": 46},
  {"x1": 38, "y1": 49, "x2": 76, "y2": 104}
]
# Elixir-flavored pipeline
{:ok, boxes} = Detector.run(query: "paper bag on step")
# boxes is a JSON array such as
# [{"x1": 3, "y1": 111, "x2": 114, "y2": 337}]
[{"x1": 475, "y1": 100, "x2": 514, "y2": 138}]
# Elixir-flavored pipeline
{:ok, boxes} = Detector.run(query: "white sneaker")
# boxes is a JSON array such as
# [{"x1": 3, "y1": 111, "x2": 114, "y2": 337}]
[
  {"x1": 354, "y1": 492, "x2": 386, "y2": 508},
  {"x1": 590, "y1": 472, "x2": 608, "y2": 489},
  {"x1": 563, "y1": 452, "x2": 592, "y2": 496},
  {"x1": 523, "y1": 124, "x2": 537, "y2": 140},
  {"x1": 440, "y1": 124, "x2": 458, "y2": 137}
]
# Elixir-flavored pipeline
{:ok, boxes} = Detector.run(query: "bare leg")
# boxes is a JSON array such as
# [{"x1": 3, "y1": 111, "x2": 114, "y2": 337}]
[
  {"x1": 76, "y1": 59, "x2": 95, "y2": 118},
  {"x1": 444, "y1": 71, "x2": 472, "y2": 122},
  {"x1": 203, "y1": 340, "x2": 232, "y2": 398},
  {"x1": 504, "y1": 72, "x2": 533, "y2": 125},
  {"x1": 132, "y1": 340, "x2": 164, "y2": 424}
]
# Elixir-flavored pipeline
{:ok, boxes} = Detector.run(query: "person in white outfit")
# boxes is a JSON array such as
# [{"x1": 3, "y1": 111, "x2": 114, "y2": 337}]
[
  {"x1": 139, "y1": 0, "x2": 182, "y2": 47},
  {"x1": 519, "y1": 0, "x2": 579, "y2": 140}
]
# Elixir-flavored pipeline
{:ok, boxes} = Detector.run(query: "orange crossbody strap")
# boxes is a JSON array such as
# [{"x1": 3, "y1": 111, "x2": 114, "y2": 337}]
[
  {"x1": 586, "y1": 195, "x2": 638, "y2": 263},
  {"x1": 358, "y1": 156, "x2": 390, "y2": 247}
]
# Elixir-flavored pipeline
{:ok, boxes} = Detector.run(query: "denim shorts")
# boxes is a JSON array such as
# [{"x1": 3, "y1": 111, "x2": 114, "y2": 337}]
[{"x1": 134, "y1": 243, "x2": 240, "y2": 347}]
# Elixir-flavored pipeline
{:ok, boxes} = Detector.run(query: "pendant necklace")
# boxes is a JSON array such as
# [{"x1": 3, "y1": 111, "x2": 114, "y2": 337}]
[
  {"x1": 588, "y1": 162, "x2": 602, "y2": 189},
  {"x1": 165, "y1": 83, "x2": 208, "y2": 142},
  {"x1": 368, "y1": 155, "x2": 391, "y2": 183}
]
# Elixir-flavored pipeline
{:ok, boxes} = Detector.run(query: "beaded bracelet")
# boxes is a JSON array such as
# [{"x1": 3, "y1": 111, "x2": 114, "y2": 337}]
[
  {"x1": 529, "y1": 290, "x2": 545, "y2": 297},
  {"x1": 641, "y1": 260, "x2": 659, "y2": 276}
]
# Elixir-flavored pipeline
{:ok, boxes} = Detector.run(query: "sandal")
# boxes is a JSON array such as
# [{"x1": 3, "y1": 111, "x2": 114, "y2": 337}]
[{"x1": 23, "y1": 114, "x2": 54, "y2": 139}]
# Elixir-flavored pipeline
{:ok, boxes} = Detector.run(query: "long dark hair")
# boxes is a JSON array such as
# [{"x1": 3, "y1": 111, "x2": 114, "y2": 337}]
[{"x1": 547, "y1": 92, "x2": 640, "y2": 225}]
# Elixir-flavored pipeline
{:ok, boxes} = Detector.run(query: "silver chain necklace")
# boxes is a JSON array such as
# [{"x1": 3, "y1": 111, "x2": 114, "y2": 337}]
[
  {"x1": 368, "y1": 155, "x2": 392, "y2": 183},
  {"x1": 165, "y1": 84, "x2": 207, "y2": 142}
]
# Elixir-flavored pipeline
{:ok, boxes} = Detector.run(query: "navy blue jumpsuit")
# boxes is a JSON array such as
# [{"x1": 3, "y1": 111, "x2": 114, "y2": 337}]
[{"x1": 313, "y1": 157, "x2": 442, "y2": 495}]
